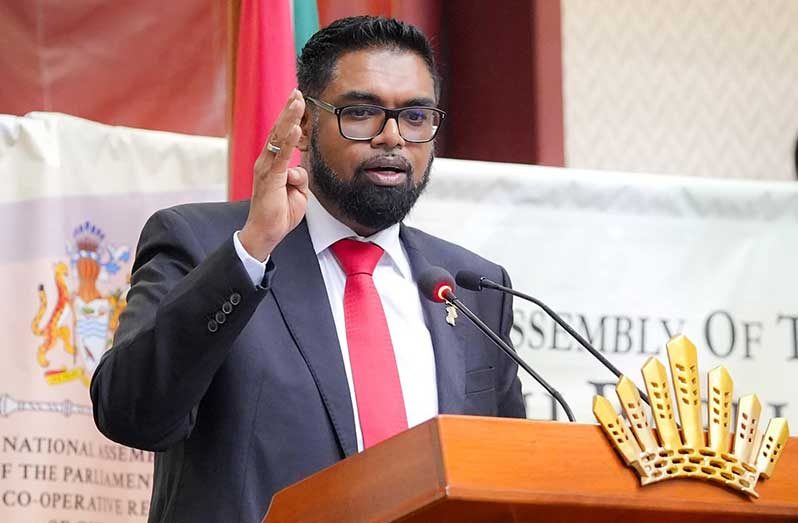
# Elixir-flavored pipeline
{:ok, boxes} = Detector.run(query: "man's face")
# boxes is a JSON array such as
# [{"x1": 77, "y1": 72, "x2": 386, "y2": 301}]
[{"x1": 302, "y1": 48, "x2": 437, "y2": 233}]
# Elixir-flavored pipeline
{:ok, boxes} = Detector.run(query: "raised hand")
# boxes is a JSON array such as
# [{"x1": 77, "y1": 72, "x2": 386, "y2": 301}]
[{"x1": 239, "y1": 90, "x2": 309, "y2": 261}]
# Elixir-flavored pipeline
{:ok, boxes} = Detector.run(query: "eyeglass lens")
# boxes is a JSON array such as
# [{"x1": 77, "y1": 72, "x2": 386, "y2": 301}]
[{"x1": 339, "y1": 106, "x2": 441, "y2": 142}]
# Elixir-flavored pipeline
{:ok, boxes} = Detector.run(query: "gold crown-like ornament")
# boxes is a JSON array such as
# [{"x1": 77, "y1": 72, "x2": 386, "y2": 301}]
[{"x1": 593, "y1": 334, "x2": 789, "y2": 498}]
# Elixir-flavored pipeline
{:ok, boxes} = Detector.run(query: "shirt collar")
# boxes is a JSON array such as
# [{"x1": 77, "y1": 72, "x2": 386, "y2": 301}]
[{"x1": 305, "y1": 191, "x2": 412, "y2": 279}]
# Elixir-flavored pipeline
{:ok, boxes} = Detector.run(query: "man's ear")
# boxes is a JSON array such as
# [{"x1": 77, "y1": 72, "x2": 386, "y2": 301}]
[{"x1": 298, "y1": 108, "x2": 312, "y2": 152}]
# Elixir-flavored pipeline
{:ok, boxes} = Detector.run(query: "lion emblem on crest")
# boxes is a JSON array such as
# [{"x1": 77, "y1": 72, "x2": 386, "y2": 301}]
[{"x1": 31, "y1": 221, "x2": 131, "y2": 386}]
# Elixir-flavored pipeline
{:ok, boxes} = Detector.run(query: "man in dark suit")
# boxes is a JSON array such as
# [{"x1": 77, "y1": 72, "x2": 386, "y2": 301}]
[{"x1": 91, "y1": 16, "x2": 524, "y2": 523}]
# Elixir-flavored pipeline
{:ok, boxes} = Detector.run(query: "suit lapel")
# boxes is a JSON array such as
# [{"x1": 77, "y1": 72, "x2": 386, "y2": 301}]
[
  {"x1": 269, "y1": 221, "x2": 358, "y2": 457},
  {"x1": 400, "y1": 225, "x2": 465, "y2": 415}
]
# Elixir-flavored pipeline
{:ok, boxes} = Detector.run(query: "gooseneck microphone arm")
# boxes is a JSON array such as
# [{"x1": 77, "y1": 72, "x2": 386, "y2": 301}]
[
  {"x1": 441, "y1": 288, "x2": 576, "y2": 422},
  {"x1": 457, "y1": 271, "x2": 650, "y2": 407},
  {"x1": 416, "y1": 266, "x2": 575, "y2": 422}
]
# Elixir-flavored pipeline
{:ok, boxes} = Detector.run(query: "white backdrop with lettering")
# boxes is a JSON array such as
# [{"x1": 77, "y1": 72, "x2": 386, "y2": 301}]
[
  {"x1": 1, "y1": 112, "x2": 226, "y2": 522},
  {"x1": 413, "y1": 158, "x2": 797, "y2": 432},
  {"x1": 2, "y1": 113, "x2": 796, "y2": 522}
]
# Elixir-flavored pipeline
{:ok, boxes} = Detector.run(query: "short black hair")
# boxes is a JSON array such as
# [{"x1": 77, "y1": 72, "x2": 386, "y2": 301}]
[{"x1": 297, "y1": 16, "x2": 440, "y2": 99}]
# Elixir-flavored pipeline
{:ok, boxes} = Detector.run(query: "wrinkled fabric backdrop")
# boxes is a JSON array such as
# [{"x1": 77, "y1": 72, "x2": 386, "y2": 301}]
[{"x1": 1, "y1": 113, "x2": 795, "y2": 522}]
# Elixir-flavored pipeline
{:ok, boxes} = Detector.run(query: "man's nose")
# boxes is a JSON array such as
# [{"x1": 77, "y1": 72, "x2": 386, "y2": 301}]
[{"x1": 371, "y1": 117, "x2": 405, "y2": 149}]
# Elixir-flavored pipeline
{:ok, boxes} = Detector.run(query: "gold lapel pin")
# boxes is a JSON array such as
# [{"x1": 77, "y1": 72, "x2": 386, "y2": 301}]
[{"x1": 445, "y1": 303, "x2": 458, "y2": 326}]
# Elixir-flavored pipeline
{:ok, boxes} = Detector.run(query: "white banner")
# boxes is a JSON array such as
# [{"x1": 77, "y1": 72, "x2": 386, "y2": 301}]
[
  {"x1": 0, "y1": 112, "x2": 226, "y2": 523},
  {"x1": 413, "y1": 158, "x2": 798, "y2": 432},
  {"x1": 2, "y1": 113, "x2": 795, "y2": 522}
]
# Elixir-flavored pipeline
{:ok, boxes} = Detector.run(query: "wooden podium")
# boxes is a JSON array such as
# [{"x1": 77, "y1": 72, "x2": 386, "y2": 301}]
[{"x1": 263, "y1": 415, "x2": 797, "y2": 523}]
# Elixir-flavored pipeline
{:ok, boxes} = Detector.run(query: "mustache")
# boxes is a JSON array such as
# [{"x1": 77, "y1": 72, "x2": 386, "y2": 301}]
[{"x1": 356, "y1": 155, "x2": 413, "y2": 175}]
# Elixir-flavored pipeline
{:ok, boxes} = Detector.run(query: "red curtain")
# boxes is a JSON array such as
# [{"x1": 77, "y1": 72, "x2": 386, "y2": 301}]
[{"x1": 0, "y1": 1, "x2": 227, "y2": 137}]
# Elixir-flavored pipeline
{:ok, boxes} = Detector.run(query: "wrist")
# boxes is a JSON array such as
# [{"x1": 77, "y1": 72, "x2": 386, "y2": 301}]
[{"x1": 238, "y1": 225, "x2": 277, "y2": 262}]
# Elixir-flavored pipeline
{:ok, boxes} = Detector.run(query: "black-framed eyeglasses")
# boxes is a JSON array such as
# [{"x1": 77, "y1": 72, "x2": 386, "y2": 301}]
[{"x1": 305, "y1": 96, "x2": 445, "y2": 143}]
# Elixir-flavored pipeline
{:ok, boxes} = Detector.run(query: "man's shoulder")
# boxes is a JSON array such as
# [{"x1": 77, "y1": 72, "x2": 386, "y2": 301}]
[
  {"x1": 144, "y1": 200, "x2": 250, "y2": 236},
  {"x1": 137, "y1": 200, "x2": 251, "y2": 253},
  {"x1": 155, "y1": 200, "x2": 250, "y2": 227},
  {"x1": 401, "y1": 224, "x2": 506, "y2": 280}
]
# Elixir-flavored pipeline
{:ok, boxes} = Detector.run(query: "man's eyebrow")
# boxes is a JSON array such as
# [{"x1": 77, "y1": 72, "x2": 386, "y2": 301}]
[
  {"x1": 336, "y1": 91, "x2": 438, "y2": 108},
  {"x1": 337, "y1": 91, "x2": 382, "y2": 105},
  {"x1": 402, "y1": 97, "x2": 437, "y2": 107}
]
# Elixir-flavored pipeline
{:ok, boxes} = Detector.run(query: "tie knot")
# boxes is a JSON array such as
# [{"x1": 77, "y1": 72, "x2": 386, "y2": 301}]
[{"x1": 331, "y1": 238, "x2": 385, "y2": 276}]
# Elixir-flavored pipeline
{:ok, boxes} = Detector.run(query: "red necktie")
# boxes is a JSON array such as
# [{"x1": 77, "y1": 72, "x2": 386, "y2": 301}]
[{"x1": 331, "y1": 238, "x2": 408, "y2": 449}]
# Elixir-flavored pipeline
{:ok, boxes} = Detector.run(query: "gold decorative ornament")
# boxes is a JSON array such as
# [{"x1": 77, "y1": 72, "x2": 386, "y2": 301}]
[{"x1": 593, "y1": 334, "x2": 789, "y2": 498}]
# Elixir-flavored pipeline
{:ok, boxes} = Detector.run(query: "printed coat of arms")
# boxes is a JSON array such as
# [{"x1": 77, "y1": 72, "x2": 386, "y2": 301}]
[{"x1": 31, "y1": 221, "x2": 131, "y2": 387}]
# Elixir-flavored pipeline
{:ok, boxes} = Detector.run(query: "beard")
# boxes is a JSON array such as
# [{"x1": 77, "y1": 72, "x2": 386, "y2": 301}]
[{"x1": 309, "y1": 130, "x2": 433, "y2": 232}]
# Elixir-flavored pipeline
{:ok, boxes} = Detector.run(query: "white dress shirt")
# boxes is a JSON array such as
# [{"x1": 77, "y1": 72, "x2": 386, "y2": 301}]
[{"x1": 233, "y1": 193, "x2": 438, "y2": 452}]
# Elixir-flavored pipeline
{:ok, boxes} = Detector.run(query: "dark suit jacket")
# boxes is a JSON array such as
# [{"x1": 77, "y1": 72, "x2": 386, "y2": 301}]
[{"x1": 90, "y1": 201, "x2": 524, "y2": 523}]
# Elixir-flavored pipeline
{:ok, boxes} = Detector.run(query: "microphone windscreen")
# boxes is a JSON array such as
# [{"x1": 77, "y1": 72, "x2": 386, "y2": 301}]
[
  {"x1": 455, "y1": 270, "x2": 484, "y2": 291},
  {"x1": 417, "y1": 266, "x2": 456, "y2": 303}
]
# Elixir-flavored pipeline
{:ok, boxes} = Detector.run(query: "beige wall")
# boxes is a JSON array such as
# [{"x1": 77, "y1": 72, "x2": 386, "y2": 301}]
[{"x1": 562, "y1": 0, "x2": 798, "y2": 181}]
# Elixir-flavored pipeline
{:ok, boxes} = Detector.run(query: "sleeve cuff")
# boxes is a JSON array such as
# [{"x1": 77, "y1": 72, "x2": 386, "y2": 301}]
[{"x1": 233, "y1": 230, "x2": 269, "y2": 287}]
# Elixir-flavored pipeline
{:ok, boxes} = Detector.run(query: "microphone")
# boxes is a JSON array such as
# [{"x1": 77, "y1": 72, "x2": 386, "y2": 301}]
[
  {"x1": 417, "y1": 266, "x2": 456, "y2": 303},
  {"x1": 456, "y1": 270, "x2": 651, "y2": 406},
  {"x1": 418, "y1": 267, "x2": 576, "y2": 422}
]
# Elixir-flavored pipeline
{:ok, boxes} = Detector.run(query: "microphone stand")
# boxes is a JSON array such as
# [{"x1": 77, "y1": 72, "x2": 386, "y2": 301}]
[
  {"x1": 441, "y1": 289, "x2": 577, "y2": 423},
  {"x1": 477, "y1": 278, "x2": 651, "y2": 407}
]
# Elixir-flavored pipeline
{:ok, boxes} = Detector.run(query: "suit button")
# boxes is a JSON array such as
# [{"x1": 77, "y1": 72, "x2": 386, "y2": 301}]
[
  {"x1": 230, "y1": 292, "x2": 241, "y2": 306},
  {"x1": 215, "y1": 311, "x2": 226, "y2": 324},
  {"x1": 222, "y1": 301, "x2": 233, "y2": 314},
  {"x1": 207, "y1": 319, "x2": 218, "y2": 333}
]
